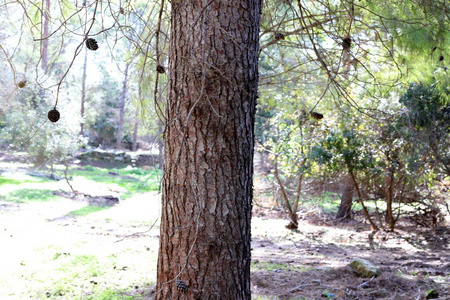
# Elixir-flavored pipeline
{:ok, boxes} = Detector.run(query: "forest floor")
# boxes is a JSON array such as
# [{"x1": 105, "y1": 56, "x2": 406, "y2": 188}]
[
  {"x1": 251, "y1": 204, "x2": 450, "y2": 300},
  {"x1": 0, "y1": 155, "x2": 449, "y2": 299}
]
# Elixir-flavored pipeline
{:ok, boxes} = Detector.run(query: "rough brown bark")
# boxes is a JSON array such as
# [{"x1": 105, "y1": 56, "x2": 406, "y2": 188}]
[
  {"x1": 156, "y1": 1, "x2": 260, "y2": 299},
  {"x1": 336, "y1": 177, "x2": 354, "y2": 220}
]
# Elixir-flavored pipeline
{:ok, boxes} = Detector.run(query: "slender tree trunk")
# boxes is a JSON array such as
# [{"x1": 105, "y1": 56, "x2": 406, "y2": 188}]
[
  {"x1": 348, "y1": 168, "x2": 379, "y2": 231},
  {"x1": 157, "y1": 121, "x2": 163, "y2": 169},
  {"x1": 336, "y1": 176, "x2": 354, "y2": 220},
  {"x1": 41, "y1": 0, "x2": 50, "y2": 71},
  {"x1": 116, "y1": 63, "x2": 129, "y2": 149},
  {"x1": 273, "y1": 157, "x2": 298, "y2": 229},
  {"x1": 292, "y1": 173, "x2": 303, "y2": 217},
  {"x1": 384, "y1": 173, "x2": 395, "y2": 231},
  {"x1": 132, "y1": 107, "x2": 139, "y2": 152},
  {"x1": 80, "y1": 49, "x2": 87, "y2": 136},
  {"x1": 156, "y1": 1, "x2": 260, "y2": 299}
]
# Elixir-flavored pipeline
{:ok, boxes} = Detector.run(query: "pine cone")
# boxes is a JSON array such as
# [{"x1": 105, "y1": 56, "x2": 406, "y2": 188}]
[
  {"x1": 310, "y1": 111, "x2": 324, "y2": 120},
  {"x1": 48, "y1": 109, "x2": 60, "y2": 122},
  {"x1": 176, "y1": 280, "x2": 188, "y2": 294},
  {"x1": 17, "y1": 80, "x2": 27, "y2": 88},
  {"x1": 274, "y1": 32, "x2": 285, "y2": 41},
  {"x1": 342, "y1": 37, "x2": 352, "y2": 50},
  {"x1": 86, "y1": 38, "x2": 99, "y2": 51},
  {"x1": 156, "y1": 65, "x2": 165, "y2": 74}
]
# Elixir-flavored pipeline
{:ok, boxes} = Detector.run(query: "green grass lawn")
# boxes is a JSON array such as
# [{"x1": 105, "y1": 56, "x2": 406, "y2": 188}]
[{"x1": 0, "y1": 163, "x2": 162, "y2": 201}]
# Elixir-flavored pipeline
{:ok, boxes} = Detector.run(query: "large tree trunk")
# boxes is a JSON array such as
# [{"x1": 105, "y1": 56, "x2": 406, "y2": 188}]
[{"x1": 156, "y1": 1, "x2": 260, "y2": 299}]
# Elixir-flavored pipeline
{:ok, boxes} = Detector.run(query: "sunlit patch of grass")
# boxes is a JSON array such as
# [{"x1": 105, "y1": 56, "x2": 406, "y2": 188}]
[
  {"x1": 298, "y1": 192, "x2": 341, "y2": 214},
  {"x1": 0, "y1": 161, "x2": 33, "y2": 169},
  {"x1": 84, "y1": 285, "x2": 154, "y2": 300},
  {"x1": 353, "y1": 200, "x2": 387, "y2": 212},
  {"x1": 61, "y1": 254, "x2": 105, "y2": 277},
  {"x1": 70, "y1": 166, "x2": 162, "y2": 199},
  {"x1": 303, "y1": 192, "x2": 391, "y2": 215},
  {"x1": 66, "y1": 205, "x2": 110, "y2": 217},
  {"x1": 252, "y1": 295, "x2": 307, "y2": 300},
  {"x1": 0, "y1": 188, "x2": 60, "y2": 203},
  {"x1": 27, "y1": 254, "x2": 107, "y2": 298},
  {"x1": 251, "y1": 261, "x2": 311, "y2": 273},
  {"x1": 0, "y1": 164, "x2": 160, "y2": 299},
  {"x1": 317, "y1": 194, "x2": 341, "y2": 213},
  {"x1": 17, "y1": 248, "x2": 157, "y2": 299},
  {"x1": 0, "y1": 177, "x2": 22, "y2": 185},
  {"x1": 0, "y1": 173, "x2": 52, "y2": 185}
]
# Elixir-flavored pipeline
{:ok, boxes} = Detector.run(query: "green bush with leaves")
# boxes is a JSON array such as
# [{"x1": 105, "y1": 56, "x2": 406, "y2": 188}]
[
  {"x1": 309, "y1": 104, "x2": 444, "y2": 230},
  {"x1": 261, "y1": 109, "x2": 327, "y2": 228},
  {"x1": 0, "y1": 92, "x2": 86, "y2": 169},
  {"x1": 397, "y1": 83, "x2": 450, "y2": 177}
]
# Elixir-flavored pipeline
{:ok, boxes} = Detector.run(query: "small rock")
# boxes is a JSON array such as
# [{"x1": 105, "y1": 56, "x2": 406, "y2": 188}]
[
  {"x1": 349, "y1": 258, "x2": 381, "y2": 278},
  {"x1": 87, "y1": 195, "x2": 120, "y2": 207}
]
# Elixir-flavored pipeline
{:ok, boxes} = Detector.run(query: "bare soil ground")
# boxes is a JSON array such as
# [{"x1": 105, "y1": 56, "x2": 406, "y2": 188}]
[{"x1": 251, "y1": 205, "x2": 450, "y2": 300}]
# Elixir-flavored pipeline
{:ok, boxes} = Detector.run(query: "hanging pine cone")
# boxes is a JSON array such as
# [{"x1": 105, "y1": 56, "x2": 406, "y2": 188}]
[
  {"x1": 48, "y1": 109, "x2": 60, "y2": 122},
  {"x1": 86, "y1": 38, "x2": 99, "y2": 51},
  {"x1": 17, "y1": 80, "x2": 27, "y2": 88},
  {"x1": 176, "y1": 280, "x2": 188, "y2": 294},
  {"x1": 310, "y1": 111, "x2": 324, "y2": 120},
  {"x1": 342, "y1": 37, "x2": 352, "y2": 50},
  {"x1": 274, "y1": 32, "x2": 285, "y2": 41},
  {"x1": 156, "y1": 65, "x2": 165, "y2": 74}
]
